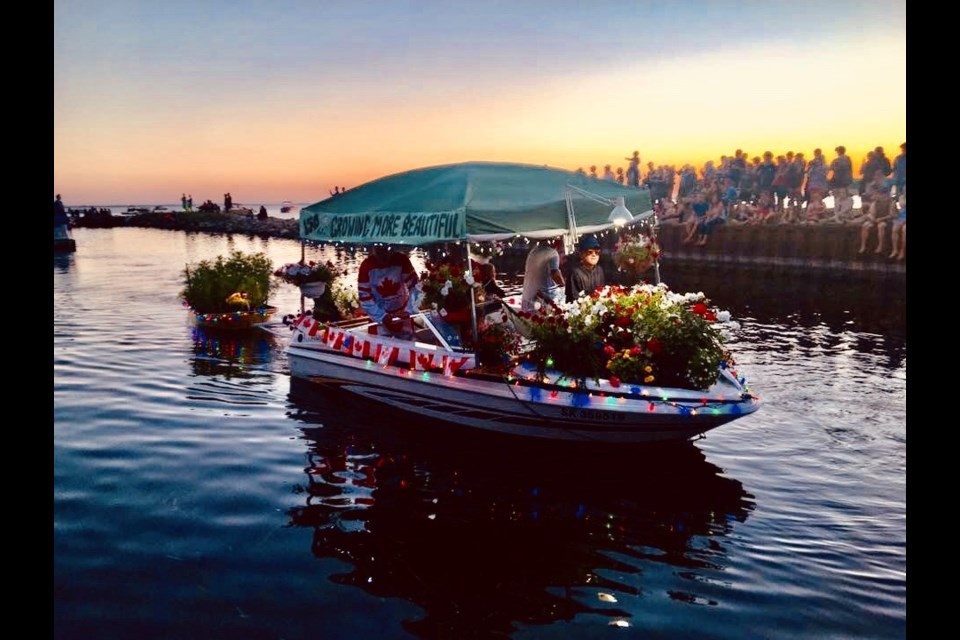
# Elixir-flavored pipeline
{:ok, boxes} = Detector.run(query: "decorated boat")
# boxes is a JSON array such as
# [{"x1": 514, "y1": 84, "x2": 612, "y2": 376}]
[
  {"x1": 181, "y1": 250, "x2": 278, "y2": 331},
  {"x1": 279, "y1": 162, "x2": 760, "y2": 443}
]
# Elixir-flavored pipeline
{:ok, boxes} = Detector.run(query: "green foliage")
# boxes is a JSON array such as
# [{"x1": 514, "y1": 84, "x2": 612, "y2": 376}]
[
  {"x1": 181, "y1": 251, "x2": 276, "y2": 313},
  {"x1": 526, "y1": 313, "x2": 607, "y2": 384},
  {"x1": 475, "y1": 319, "x2": 522, "y2": 370},
  {"x1": 331, "y1": 283, "x2": 363, "y2": 318},
  {"x1": 523, "y1": 284, "x2": 733, "y2": 390},
  {"x1": 419, "y1": 261, "x2": 481, "y2": 312}
]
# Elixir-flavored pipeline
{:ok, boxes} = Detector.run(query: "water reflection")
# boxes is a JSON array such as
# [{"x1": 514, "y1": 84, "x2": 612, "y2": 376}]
[
  {"x1": 285, "y1": 379, "x2": 754, "y2": 637},
  {"x1": 53, "y1": 253, "x2": 75, "y2": 273},
  {"x1": 188, "y1": 326, "x2": 277, "y2": 379}
]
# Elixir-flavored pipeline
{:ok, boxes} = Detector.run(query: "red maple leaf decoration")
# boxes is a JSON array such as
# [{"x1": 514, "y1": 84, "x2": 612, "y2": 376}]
[{"x1": 376, "y1": 277, "x2": 402, "y2": 297}]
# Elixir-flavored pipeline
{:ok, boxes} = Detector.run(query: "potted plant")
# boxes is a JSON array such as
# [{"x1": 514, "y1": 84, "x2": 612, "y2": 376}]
[
  {"x1": 475, "y1": 319, "x2": 522, "y2": 372},
  {"x1": 275, "y1": 260, "x2": 347, "y2": 321},
  {"x1": 419, "y1": 261, "x2": 482, "y2": 321},
  {"x1": 331, "y1": 282, "x2": 365, "y2": 319},
  {"x1": 274, "y1": 260, "x2": 341, "y2": 298},
  {"x1": 612, "y1": 232, "x2": 660, "y2": 280},
  {"x1": 181, "y1": 251, "x2": 277, "y2": 329}
]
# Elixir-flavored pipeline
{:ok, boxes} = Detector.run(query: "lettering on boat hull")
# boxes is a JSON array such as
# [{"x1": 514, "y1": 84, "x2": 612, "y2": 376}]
[{"x1": 559, "y1": 408, "x2": 626, "y2": 422}]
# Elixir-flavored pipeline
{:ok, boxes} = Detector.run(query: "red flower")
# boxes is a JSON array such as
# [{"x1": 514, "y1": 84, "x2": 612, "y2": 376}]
[
  {"x1": 692, "y1": 302, "x2": 709, "y2": 316},
  {"x1": 615, "y1": 316, "x2": 631, "y2": 327},
  {"x1": 646, "y1": 338, "x2": 662, "y2": 354},
  {"x1": 609, "y1": 375, "x2": 621, "y2": 388}
]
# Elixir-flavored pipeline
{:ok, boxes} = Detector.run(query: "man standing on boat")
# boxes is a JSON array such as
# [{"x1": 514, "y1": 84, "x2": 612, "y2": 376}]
[
  {"x1": 521, "y1": 238, "x2": 565, "y2": 311},
  {"x1": 358, "y1": 245, "x2": 422, "y2": 338}
]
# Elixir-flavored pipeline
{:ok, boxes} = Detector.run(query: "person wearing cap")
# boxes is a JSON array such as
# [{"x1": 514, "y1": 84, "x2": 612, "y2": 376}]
[{"x1": 567, "y1": 235, "x2": 605, "y2": 302}]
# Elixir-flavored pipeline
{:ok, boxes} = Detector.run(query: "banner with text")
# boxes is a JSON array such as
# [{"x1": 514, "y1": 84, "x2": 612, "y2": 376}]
[{"x1": 300, "y1": 208, "x2": 467, "y2": 245}]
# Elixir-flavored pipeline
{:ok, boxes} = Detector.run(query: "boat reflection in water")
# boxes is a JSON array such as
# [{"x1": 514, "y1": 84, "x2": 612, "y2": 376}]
[
  {"x1": 188, "y1": 326, "x2": 277, "y2": 379},
  {"x1": 285, "y1": 378, "x2": 754, "y2": 637}
]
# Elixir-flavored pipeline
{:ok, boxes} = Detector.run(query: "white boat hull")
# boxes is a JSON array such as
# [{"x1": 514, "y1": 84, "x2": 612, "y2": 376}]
[{"x1": 282, "y1": 316, "x2": 760, "y2": 444}]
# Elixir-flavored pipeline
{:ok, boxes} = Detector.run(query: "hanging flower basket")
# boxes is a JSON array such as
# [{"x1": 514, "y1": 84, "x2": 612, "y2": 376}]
[
  {"x1": 300, "y1": 281, "x2": 327, "y2": 299},
  {"x1": 274, "y1": 260, "x2": 342, "y2": 287},
  {"x1": 613, "y1": 235, "x2": 660, "y2": 278}
]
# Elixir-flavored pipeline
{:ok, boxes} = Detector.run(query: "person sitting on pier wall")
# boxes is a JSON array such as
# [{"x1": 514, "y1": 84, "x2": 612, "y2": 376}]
[
  {"x1": 682, "y1": 192, "x2": 709, "y2": 243},
  {"x1": 691, "y1": 192, "x2": 727, "y2": 246},
  {"x1": 802, "y1": 193, "x2": 828, "y2": 224},
  {"x1": 656, "y1": 198, "x2": 682, "y2": 224},
  {"x1": 888, "y1": 194, "x2": 906, "y2": 260},
  {"x1": 857, "y1": 172, "x2": 896, "y2": 255}
]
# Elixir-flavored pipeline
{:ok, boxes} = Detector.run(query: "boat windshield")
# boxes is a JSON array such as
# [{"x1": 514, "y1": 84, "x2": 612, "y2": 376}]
[{"x1": 412, "y1": 311, "x2": 463, "y2": 349}]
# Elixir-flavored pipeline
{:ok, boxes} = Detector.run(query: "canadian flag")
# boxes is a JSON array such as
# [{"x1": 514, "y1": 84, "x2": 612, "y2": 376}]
[
  {"x1": 442, "y1": 356, "x2": 470, "y2": 377},
  {"x1": 378, "y1": 345, "x2": 399, "y2": 367}
]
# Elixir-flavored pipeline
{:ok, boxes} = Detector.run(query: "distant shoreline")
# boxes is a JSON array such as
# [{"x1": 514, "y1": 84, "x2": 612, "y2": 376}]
[
  {"x1": 71, "y1": 210, "x2": 301, "y2": 240},
  {"x1": 70, "y1": 209, "x2": 904, "y2": 277}
]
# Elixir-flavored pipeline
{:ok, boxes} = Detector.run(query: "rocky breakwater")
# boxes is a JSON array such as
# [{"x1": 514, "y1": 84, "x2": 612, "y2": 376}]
[{"x1": 74, "y1": 210, "x2": 301, "y2": 240}]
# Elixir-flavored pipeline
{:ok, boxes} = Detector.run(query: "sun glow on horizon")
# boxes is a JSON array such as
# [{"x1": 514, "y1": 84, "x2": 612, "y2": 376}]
[{"x1": 54, "y1": 2, "x2": 905, "y2": 205}]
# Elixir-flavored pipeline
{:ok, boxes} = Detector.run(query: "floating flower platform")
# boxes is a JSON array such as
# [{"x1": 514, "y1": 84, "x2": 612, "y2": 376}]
[{"x1": 187, "y1": 305, "x2": 278, "y2": 330}]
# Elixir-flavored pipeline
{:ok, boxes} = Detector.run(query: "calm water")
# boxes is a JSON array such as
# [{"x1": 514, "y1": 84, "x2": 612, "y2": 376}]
[{"x1": 54, "y1": 227, "x2": 906, "y2": 640}]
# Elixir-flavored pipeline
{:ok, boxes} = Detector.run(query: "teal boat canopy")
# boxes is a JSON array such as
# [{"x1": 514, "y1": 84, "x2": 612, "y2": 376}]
[{"x1": 299, "y1": 161, "x2": 654, "y2": 245}]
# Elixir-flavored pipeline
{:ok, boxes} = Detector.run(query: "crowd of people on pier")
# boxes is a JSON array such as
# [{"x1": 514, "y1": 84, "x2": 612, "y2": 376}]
[
  {"x1": 579, "y1": 143, "x2": 905, "y2": 259},
  {"x1": 55, "y1": 139, "x2": 906, "y2": 261}
]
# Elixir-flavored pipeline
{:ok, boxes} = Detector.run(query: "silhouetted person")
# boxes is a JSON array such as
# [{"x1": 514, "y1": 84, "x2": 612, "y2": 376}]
[{"x1": 54, "y1": 194, "x2": 70, "y2": 240}]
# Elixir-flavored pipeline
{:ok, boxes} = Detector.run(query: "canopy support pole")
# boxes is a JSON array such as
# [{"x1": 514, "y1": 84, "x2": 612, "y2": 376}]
[
  {"x1": 564, "y1": 189, "x2": 579, "y2": 255},
  {"x1": 464, "y1": 241, "x2": 479, "y2": 359},
  {"x1": 300, "y1": 240, "x2": 306, "y2": 312},
  {"x1": 649, "y1": 215, "x2": 661, "y2": 285}
]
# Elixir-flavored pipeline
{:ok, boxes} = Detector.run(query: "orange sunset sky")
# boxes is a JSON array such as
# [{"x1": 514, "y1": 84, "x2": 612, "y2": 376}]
[{"x1": 54, "y1": 0, "x2": 906, "y2": 206}]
